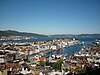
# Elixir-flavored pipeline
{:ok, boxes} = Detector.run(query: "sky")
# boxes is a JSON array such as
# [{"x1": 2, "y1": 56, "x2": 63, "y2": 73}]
[{"x1": 0, "y1": 0, "x2": 100, "y2": 35}]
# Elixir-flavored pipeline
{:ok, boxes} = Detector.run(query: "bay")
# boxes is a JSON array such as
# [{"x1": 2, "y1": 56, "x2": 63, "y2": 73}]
[
  {"x1": 0, "y1": 36, "x2": 100, "y2": 57},
  {"x1": 46, "y1": 38, "x2": 100, "y2": 57},
  {"x1": 46, "y1": 44, "x2": 82, "y2": 57}
]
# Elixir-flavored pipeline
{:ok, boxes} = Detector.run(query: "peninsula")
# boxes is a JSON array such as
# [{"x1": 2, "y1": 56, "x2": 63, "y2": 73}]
[{"x1": 0, "y1": 30, "x2": 47, "y2": 40}]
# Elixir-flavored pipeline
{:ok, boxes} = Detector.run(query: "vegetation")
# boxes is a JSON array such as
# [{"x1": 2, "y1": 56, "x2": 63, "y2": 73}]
[
  {"x1": 0, "y1": 30, "x2": 47, "y2": 38},
  {"x1": 39, "y1": 61, "x2": 46, "y2": 67},
  {"x1": 52, "y1": 60, "x2": 63, "y2": 70},
  {"x1": 47, "y1": 39, "x2": 53, "y2": 42},
  {"x1": 77, "y1": 66, "x2": 100, "y2": 75}
]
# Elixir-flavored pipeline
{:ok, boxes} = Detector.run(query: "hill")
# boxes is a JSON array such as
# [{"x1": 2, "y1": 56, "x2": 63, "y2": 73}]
[
  {"x1": 51, "y1": 34, "x2": 100, "y2": 39},
  {"x1": 0, "y1": 30, "x2": 47, "y2": 38}
]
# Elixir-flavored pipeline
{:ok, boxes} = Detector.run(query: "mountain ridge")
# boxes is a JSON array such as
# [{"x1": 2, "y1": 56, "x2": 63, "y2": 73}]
[
  {"x1": 0, "y1": 30, "x2": 47, "y2": 38},
  {"x1": 50, "y1": 34, "x2": 100, "y2": 38}
]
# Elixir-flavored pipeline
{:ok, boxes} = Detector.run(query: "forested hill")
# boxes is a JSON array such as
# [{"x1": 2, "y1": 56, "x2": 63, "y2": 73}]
[{"x1": 0, "y1": 30, "x2": 47, "y2": 38}]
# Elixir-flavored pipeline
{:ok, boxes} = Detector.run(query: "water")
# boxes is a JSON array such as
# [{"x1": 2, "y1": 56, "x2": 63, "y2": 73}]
[
  {"x1": 46, "y1": 38, "x2": 100, "y2": 57},
  {"x1": 0, "y1": 36, "x2": 99, "y2": 57},
  {"x1": 47, "y1": 44, "x2": 82, "y2": 57}
]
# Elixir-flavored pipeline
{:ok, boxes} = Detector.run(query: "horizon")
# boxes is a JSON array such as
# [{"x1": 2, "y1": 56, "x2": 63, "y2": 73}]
[
  {"x1": 0, "y1": 0, "x2": 100, "y2": 35},
  {"x1": 0, "y1": 29, "x2": 100, "y2": 35}
]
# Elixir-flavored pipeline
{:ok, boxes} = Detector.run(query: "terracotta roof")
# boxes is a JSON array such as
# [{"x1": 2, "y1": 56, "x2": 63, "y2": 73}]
[
  {"x1": 39, "y1": 57, "x2": 48, "y2": 61},
  {"x1": 34, "y1": 66, "x2": 41, "y2": 69},
  {"x1": 33, "y1": 71, "x2": 40, "y2": 75},
  {"x1": 35, "y1": 57, "x2": 48, "y2": 62},
  {"x1": 92, "y1": 47, "x2": 100, "y2": 51}
]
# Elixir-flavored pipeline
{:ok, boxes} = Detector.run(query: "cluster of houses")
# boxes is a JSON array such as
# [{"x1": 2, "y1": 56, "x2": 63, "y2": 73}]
[
  {"x1": 0, "y1": 36, "x2": 34, "y2": 41},
  {"x1": 30, "y1": 45, "x2": 100, "y2": 75},
  {"x1": 61, "y1": 40, "x2": 100, "y2": 75},
  {"x1": 0, "y1": 38, "x2": 85, "y2": 75}
]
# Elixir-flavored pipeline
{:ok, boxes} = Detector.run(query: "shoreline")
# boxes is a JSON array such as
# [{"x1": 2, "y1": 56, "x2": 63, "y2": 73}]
[{"x1": 30, "y1": 43, "x2": 82, "y2": 58}]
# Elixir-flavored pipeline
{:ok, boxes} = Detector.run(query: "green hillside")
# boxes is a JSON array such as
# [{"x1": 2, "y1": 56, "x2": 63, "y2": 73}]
[{"x1": 0, "y1": 30, "x2": 47, "y2": 38}]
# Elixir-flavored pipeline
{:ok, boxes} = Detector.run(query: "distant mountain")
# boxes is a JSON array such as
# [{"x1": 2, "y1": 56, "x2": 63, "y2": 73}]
[
  {"x1": 77, "y1": 34, "x2": 100, "y2": 38},
  {"x1": 0, "y1": 30, "x2": 47, "y2": 38},
  {"x1": 50, "y1": 34, "x2": 100, "y2": 38}
]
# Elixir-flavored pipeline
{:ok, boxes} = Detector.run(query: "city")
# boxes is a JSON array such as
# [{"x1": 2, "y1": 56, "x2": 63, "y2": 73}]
[
  {"x1": 0, "y1": 0, "x2": 100, "y2": 75},
  {"x1": 0, "y1": 38, "x2": 100, "y2": 75}
]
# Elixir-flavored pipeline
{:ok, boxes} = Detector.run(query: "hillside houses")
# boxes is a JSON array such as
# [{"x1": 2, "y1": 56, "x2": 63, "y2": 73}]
[{"x1": 0, "y1": 38, "x2": 82, "y2": 75}]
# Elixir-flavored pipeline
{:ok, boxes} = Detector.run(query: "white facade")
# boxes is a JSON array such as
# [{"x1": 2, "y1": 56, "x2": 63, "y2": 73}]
[
  {"x1": 0, "y1": 58, "x2": 5, "y2": 63},
  {"x1": 50, "y1": 45, "x2": 57, "y2": 50}
]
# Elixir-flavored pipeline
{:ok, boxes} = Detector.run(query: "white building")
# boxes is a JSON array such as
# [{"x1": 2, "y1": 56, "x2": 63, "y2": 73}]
[{"x1": 50, "y1": 45, "x2": 57, "y2": 50}]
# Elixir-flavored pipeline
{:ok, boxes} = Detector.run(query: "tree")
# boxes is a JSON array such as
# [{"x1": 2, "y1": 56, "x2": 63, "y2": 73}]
[
  {"x1": 39, "y1": 61, "x2": 46, "y2": 67},
  {"x1": 53, "y1": 60, "x2": 63, "y2": 70},
  {"x1": 56, "y1": 38, "x2": 65, "y2": 40}
]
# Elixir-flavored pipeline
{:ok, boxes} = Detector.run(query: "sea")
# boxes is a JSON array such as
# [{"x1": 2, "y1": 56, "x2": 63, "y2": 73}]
[
  {"x1": 47, "y1": 37, "x2": 100, "y2": 57},
  {"x1": 0, "y1": 37, "x2": 100, "y2": 57}
]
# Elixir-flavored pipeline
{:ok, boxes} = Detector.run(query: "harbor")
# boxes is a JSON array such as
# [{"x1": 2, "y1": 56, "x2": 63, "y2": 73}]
[
  {"x1": 0, "y1": 0, "x2": 100, "y2": 74},
  {"x1": 0, "y1": 37, "x2": 100, "y2": 75},
  {"x1": 0, "y1": 38, "x2": 81, "y2": 75}
]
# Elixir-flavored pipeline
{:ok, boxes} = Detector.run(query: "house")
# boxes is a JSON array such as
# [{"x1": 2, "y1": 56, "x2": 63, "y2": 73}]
[
  {"x1": 36, "y1": 57, "x2": 48, "y2": 62},
  {"x1": 50, "y1": 45, "x2": 57, "y2": 50},
  {"x1": 0, "y1": 57, "x2": 5, "y2": 63}
]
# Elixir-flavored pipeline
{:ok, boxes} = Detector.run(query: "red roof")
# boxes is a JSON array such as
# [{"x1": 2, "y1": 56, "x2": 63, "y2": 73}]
[{"x1": 39, "y1": 57, "x2": 48, "y2": 61}]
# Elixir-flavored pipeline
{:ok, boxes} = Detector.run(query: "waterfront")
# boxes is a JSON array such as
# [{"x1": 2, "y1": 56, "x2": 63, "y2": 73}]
[
  {"x1": 47, "y1": 37, "x2": 98, "y2": 57},
  {"x1": 0, "y1": 36, "x2": 100, "y2": 75},
  {"x1": 0, "y1": 37, "x2": 99, "y2": 57},
  {"x1": 47, "y1": 44, "x2": 82, "y2": 57}
]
